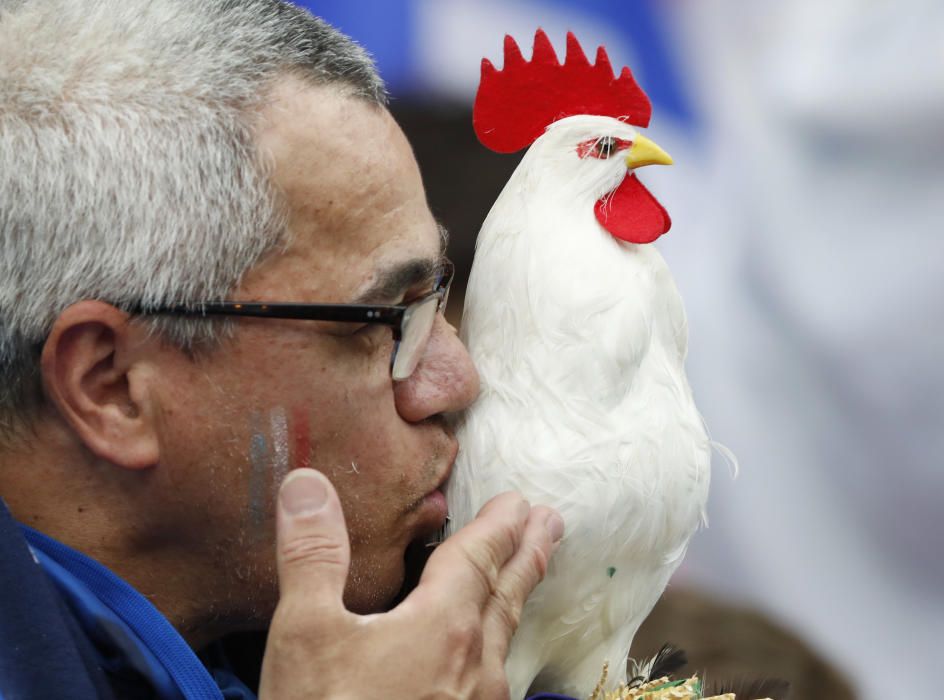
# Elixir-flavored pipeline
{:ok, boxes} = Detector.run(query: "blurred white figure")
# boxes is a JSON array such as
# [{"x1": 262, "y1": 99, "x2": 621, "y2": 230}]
[{"x1": 654, "y1": 2, "x2": 944, "y2": 698}]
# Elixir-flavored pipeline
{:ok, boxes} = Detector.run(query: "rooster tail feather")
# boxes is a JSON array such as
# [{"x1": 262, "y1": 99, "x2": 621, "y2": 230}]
[{"x1": 628, "y1": 644, "x2": 688, "y2": 688}]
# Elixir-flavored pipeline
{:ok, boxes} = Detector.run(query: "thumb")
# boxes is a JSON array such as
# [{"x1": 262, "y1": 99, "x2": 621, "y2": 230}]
[{"x1": 275, "y1": 468, "x2": 350, "y2": 611}]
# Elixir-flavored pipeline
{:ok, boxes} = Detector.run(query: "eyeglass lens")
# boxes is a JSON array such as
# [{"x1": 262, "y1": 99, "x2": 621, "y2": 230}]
[{"x1": 391, "y1": 294, "x2": 441, "y2": 380}]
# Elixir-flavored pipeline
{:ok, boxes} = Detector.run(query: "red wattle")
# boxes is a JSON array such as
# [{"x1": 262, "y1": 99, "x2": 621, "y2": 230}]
[{"x1": 594, "y1": 173, "x2": 671, "y2": 244}]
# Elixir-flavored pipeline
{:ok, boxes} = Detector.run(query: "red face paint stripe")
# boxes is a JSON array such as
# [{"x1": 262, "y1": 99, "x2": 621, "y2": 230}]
[{"x1": 291, "y1": 405, "x2": 311, "y2": 470}]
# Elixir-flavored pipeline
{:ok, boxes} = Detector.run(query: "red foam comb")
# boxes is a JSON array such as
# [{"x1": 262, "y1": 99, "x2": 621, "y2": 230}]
[{"x1": 473, "y1": 29, "x2": 652, "y2": 154}]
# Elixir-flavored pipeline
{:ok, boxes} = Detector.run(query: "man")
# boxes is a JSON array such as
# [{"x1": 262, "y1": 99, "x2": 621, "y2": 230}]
[{"x1": 0, "y1": 1, "x2": 563, "y2": 698}]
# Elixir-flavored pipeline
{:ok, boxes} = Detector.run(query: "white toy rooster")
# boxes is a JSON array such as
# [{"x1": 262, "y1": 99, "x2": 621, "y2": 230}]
[{"x1": 445, "y1": 31, "x2": 711, "y2": 699}]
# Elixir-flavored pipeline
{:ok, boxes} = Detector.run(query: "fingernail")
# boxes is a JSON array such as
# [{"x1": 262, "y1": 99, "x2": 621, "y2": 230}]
[
  {"x1": 545, "y1": 513, "x2": 564, "y2": 543},
  {"x1": 517, "y1": 498, "x2": 531, "y2": 521},
  {"x1": 280, "y1": 469, "x2": 328, "y2": 516}
]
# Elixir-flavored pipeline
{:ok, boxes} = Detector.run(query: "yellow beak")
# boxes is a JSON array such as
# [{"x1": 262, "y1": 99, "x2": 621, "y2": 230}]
[{"x1": 625, "y1": 134, "x2": 673, "y2": 169}]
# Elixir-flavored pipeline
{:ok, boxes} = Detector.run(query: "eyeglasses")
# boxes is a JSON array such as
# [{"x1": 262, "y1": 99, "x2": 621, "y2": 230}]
[{"x1": 134, "y1": 260, "x2": 454, "y2": 381}]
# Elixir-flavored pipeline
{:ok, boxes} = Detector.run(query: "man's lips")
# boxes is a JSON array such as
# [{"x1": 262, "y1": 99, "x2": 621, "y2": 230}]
[{"x1": 408, "y1": 438, "x2": 459, "y2": 516}]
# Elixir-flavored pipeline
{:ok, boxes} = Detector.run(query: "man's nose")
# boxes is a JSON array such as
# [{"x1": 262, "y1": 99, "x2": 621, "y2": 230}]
[{"x1": 393, "y1": 315, "x2": 480, "y2": 422}]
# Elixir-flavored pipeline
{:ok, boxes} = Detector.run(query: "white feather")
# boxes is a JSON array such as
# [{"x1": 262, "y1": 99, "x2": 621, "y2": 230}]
[{"x1": 445, "y1": 115, "x2": 711, "y2": 699}]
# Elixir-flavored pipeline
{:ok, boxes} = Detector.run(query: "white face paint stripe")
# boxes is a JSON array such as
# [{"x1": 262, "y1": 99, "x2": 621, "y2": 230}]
[{"x1": 270, "y1": 407, "x2": 290, "y2": 490}]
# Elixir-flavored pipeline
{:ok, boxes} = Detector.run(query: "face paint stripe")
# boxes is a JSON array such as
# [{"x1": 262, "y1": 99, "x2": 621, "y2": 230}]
[
  {"x1": 270, "y1": 407, "x2": 290, "y2": 489},
  {"x1": 248, "y1": 411, "x2": 269, "y2": 529}
]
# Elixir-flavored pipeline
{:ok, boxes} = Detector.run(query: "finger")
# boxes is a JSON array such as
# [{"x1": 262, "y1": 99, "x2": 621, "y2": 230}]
[
  {"x1": 275, "y1": 468, "x2": 350, "y2": 615},
  {"x1": 483, "y1": 505, "x2": 563, "y2": 660},
  {"x1": 404, "y1": 492, "x2": 530, "y2": 614}
]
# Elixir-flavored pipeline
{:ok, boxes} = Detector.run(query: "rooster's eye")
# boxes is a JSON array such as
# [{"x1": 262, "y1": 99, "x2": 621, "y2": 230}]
[
  {"x1": 577, "y1": 136, "x2": 630, "y2": 160},
  {"x1": 595, "y1": 137, "x2": 618, "y2": 158}
]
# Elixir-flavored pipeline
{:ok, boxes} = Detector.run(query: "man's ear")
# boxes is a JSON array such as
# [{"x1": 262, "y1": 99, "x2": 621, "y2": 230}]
[{"x1": 40, "y1": 301, "x2": 159, "y2": 469}]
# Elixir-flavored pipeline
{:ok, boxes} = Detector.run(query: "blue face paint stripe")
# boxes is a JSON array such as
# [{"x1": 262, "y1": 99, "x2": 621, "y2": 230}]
[{"x1": 248, "y1": 412, "x2": 269, "y2": 529}]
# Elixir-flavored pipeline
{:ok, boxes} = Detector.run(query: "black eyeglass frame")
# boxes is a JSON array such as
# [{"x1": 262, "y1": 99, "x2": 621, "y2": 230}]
[{"x1": 131, "y1": 260, "x2": 454, "y2": 378}]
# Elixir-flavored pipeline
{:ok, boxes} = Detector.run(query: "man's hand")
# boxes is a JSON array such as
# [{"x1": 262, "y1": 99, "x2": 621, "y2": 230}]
[{"x1": 258, "y1": 468, "x2": 564, "y2": 700}]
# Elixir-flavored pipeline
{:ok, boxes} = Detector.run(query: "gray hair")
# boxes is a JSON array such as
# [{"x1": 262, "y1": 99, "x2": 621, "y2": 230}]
[{"x1": 0, "y1": 0, "x2": 386, "y2": 434}]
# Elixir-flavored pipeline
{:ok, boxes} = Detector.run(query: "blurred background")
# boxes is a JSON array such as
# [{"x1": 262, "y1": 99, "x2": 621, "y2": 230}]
[{"x1": 292, "y1": 2, "x2": 943, "y2": 697}]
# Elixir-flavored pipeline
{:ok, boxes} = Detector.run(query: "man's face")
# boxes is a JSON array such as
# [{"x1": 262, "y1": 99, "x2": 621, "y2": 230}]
[{"x1": 155, "y1": 78, "x2": 479, "y2": 618}]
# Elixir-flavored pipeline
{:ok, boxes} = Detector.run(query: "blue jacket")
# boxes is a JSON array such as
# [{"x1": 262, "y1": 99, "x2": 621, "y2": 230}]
[
  {"x1": 0, "y1": 500, "x2": 250, "y2": 699},
  {"x1": 0, "y1": 498, "x2": 117, "y2": 699},
  {"x1": 0, "y1": 500, "x2": 574, "y2": 700}
]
